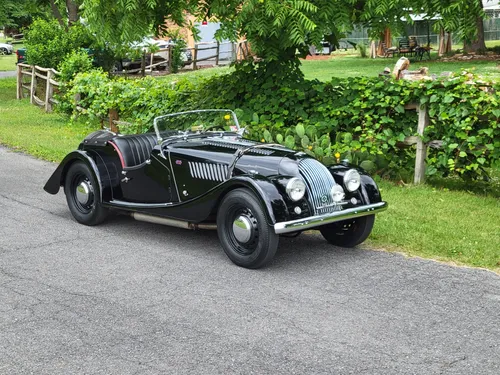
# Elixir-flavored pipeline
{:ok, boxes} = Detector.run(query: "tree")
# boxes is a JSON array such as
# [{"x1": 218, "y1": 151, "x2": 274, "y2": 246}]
[
  {"x1": 0, "y1": 0, "x2": 50, "y2": 33},
  {"x1": 38, "y1": 0, "x2": 82, "y2": 28},
  {"x1": 82, "y1": 0, "x2": 489, "y2": 66}
]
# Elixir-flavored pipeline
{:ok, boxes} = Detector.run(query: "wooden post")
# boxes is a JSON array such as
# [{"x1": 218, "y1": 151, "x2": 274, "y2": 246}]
[
  {"x1": 414, "y1": 103, "x2": 429, "y2": 184},
  {"x1": 45, "y1": 70, "x2": 53, "y2": 112},
  {"x1": 16, "y1": 64, "x2": 22, "y2": 99},
  {"x1": 30, "y1": 66, "x2": 36, "y2": 104},
  {"x1": 109, "y1": 109, "x2": 119, "y2": 133},
  {"x1": 193, "y1": 44, "x2": 198, "y2": 70},
  {"x1": 215, "y1": 42, "x2": 220, "y2": 66},
  {"x1": 168, "y1": 45, "x2": 172, "y2": 72}
]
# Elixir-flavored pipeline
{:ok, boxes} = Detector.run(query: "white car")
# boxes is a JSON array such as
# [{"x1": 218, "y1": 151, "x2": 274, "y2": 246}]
[
  {"x1": 135, "y1": 37, "x2": 192, "y2": 65},
  {"x1": 0, "y1": 42, "x2": 13, "y2": 55}
]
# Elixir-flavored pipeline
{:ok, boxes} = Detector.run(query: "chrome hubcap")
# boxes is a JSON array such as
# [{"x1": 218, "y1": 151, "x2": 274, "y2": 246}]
[
  {"x1": 76, "y1": 181, "x2": 92, "y2": 206},
  {"x1": 233, "y1": 215, "x2": 252, "y2": 243}
]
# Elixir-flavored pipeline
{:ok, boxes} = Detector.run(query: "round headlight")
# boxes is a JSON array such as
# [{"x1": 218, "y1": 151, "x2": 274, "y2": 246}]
[
  {"x1": 343, "y1": 169, "x2": 361, "y2": 192},
  {"x1": 286, "y1": 178, "x2": 306, "y2": 201},
  {"x1": 331, "y1": 185, "x2": 345, "y2": 203}
]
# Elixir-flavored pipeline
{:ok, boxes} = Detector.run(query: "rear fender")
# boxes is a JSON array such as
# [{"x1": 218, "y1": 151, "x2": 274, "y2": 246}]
[{"x1": 43, "y1": 151, "x2": 109, "y2": 201}]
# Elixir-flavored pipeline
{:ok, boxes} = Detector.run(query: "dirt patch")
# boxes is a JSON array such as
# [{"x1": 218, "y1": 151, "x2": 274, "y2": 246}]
[
  {"x1": 301, "y1": 55, "x2": 332, "y2": 61},
  {"x1": 439, "y1": 53, "x2": 500, "y2": 62}
]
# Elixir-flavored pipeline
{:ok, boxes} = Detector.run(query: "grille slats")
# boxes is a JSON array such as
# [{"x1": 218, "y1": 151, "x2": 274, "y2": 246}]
[
  {"x1": 189, "y1": 161, "x2": 228, "y2": 182},
  {"x1": 202, "y1": 140, "x2": 274, "y2": 155},
  {"x1": 298, "y1": 158, "x2": 339, "y2": 215}
]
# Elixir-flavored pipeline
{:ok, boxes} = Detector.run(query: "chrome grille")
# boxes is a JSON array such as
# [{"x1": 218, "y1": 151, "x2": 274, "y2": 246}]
[
  {"x1": 188, "y1": 162, "x2": 228, "y2": 182},
  {"x1": 298, "y1": 158, "x2": 340, "y2": 215}
]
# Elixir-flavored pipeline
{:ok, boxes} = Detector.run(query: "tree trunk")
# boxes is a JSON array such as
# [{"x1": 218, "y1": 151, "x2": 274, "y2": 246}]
[
  {"x1": 464, "y1": 0, "x2": 486, "y2": 53},
  {"x1": 66, "y1": 0, "x2": 80, "y2": 26},
  {"x1": 49, "y1": 0, "x2": 65, "y2": 28}
]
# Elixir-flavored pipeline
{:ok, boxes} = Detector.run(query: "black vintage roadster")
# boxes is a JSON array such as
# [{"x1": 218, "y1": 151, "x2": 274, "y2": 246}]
[{"x1": 44, "y1": 110, "x2": 387, "y2": 268}]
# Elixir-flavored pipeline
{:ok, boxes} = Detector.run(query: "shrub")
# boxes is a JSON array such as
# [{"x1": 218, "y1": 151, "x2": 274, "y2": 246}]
[
  {"x1": 60, "y1": 63, "x2": 500, "y2": 181},
  {"x1": 58, "y1": 50, "x2": 94, "y2": 82},
  {"x1": 24, "y1": 19, "x2": 92, "y2": 68}
]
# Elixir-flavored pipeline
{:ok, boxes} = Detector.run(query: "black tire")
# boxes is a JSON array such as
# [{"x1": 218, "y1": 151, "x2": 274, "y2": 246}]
[
  {"x1": 64, "y1": 161, "x2": 108, "y2": 226},
  {"x1": 217, "y1": 189, "x2": 279, "y2": 269},
  {"x1": 0, "y1": 48, "x2": 7, "y2": 55},
  {"x1": 319, "y1": 215, "x2": 375, "y2": 248}
]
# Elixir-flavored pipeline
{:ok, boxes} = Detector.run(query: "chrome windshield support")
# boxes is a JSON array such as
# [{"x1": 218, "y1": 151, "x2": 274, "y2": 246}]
[{"x1": 274, "y1": 202, "x2": 388, "y2": 234}]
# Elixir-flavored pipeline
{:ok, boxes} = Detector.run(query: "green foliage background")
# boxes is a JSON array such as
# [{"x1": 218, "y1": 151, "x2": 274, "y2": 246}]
[
  {"x1": 24, "y1": 19, "x2": 92, "y2": 68},
  {"x1": 60, "y1": 62, "x2": 500, "y2": 181}
]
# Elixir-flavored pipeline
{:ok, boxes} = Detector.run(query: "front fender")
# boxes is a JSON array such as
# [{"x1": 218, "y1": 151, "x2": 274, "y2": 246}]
[
  {"x1": 226, "y1": 176, "x2": 289, "y2": 224},
  {"x1": 328, "y1": 164, "x2": 382, "y2": 204},
  {"x1": 43, "y1": 151, "x2": 106, "y2": 200}
]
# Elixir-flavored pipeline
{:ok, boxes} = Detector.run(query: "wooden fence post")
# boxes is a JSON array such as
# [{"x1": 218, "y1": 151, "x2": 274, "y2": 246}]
[
  {"x1": 16, "y1": 64, "x2": 22, "y2": 99},
  {"x1": 168, "y1": 45, "x2": 172, "y2": 72},
  {"x1": 193, "y1": 44, "x2": 198, "y2": 70},
  {"x1": 109, "y1": 109, "x2": 119, "y2": 133},
  {"x1": 30, "y1": 66, "x2": 36, "y2": 104},
  {"x1": 414, "y1": 103, "x2": 429, "y2": 184},
  {"x1": 215, "y1": 42, "x2": 220, "y2": 66},
  {"x1": 45, "y1": 70, "x2": 53, "y2": 112}
]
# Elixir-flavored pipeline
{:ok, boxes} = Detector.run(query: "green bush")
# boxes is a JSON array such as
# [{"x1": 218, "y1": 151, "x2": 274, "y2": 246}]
[
  {"x1": 60, "y1": 62, "x2": 500, "y2": 181},
  {"x1": 168, "y1": 30, "x2": 188, "y2": 74},
  {"x1": 58, "y1": 50, "x2": 94, "y2": 82},
  {"x1": 24, "y1": 19, "x2": 92, "y2": 68}
]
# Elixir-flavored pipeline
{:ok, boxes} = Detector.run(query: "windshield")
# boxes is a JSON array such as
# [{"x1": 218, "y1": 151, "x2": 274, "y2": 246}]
[{"x1": 153, "y1": 109, "x2": 241, "y2": 141}]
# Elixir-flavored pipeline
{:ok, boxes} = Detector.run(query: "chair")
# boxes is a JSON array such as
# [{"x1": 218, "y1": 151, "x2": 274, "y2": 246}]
[
  {"x1": 380, "y1": 42, "x2": 398, "y2": 57},
  {"x1": 398, "y1": 39, "x2": 412, "y2": 57}
]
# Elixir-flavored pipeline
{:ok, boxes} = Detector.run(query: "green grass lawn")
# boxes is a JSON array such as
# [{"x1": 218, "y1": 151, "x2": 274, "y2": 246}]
[
  {"x1": 0, "y1": 78, "x2": 99, "y2": 161},
  {"x1": 301, "y1": 54, "x2": 500, "y2": 81},
  {"x1": 0, "y1": 54, "x2": 17, "y2": 71},
  {"x1": 0, "y1": 77, "x2": 498, "y2": 272},
  {"x1": 0, "y1": 38, "x2": 23, "y2": 71}
]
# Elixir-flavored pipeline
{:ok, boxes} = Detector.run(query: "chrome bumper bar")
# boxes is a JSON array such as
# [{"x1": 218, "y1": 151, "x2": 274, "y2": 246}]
[{"x1": 274, "y1": 201, "x2": 388, "y2": 234}]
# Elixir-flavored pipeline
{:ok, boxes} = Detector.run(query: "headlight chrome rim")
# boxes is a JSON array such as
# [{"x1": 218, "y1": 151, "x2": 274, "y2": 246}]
[
  {"x1": 286, "y1": 178, "x2": 306, "y2": 202},
  {"x1": 343, "y1": 169, "x2": 361, "y2": 192}
]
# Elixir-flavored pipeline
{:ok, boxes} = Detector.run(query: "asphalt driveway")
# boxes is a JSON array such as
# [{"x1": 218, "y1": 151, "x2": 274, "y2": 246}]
[{"x1": 0, "y1": 146, "x2": 499, "y2": 374}]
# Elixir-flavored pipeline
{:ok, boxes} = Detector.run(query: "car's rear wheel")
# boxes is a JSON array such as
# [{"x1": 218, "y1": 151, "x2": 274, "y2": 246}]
[
  {"x1": 64, "y1": 161, "x2": 108, "y2": 226},
  {"x1": 319, "y1": 215, "x2": 375, "y2": 247},
  {"x1": 217, "y1": 189, "x2": 279, "y2": 269}
]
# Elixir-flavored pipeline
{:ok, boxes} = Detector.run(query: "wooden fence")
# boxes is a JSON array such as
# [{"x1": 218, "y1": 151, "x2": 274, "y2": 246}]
[
  {"x1": 17, "y1": 63, "x2": 60, "y2": 112},
  {"x1": 120, "y1": 40, "x2": 251, "y2": 74}
]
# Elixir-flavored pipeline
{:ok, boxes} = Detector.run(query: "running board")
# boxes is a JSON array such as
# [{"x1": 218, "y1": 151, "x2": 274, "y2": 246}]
[{"x1": 129, "y1": 212, "x2": 217, "y2": 230}]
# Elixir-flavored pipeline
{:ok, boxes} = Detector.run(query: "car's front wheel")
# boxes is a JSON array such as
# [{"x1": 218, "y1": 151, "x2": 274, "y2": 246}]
[
  {"x1": 319, "y1": 215, "x2": 375, "y2": 248},
  {"x1": 64, "y1": 161, "x2": 108, "y2": 226},
  {"x1": 0, "y1": 47, "x2": 8, "y2": 55},
  {"x1": 217, "y1": 189, "x2": 279, "y2": 269}
]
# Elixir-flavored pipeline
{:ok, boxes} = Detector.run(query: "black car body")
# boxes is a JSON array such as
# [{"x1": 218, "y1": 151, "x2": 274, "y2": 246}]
[{"x1": 44, "y1": 110, "x2": 387, "y2": 268}]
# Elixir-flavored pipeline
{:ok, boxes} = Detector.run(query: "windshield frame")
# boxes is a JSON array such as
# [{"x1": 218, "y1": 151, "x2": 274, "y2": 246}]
[{"x1": 153, "y1": 109, "x2": 241, "y2": 142}]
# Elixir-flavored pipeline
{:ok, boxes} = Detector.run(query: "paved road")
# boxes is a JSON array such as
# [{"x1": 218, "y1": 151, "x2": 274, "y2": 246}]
[
  {"x1": 0, "y1": 71, "x2": 16, "y2": 78},
  {"x1": 0, "y1": 146, "x2": 499, "y2": 375}
]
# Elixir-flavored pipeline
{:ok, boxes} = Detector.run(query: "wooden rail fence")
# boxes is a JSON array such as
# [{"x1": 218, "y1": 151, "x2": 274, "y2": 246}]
[
  {"x1": 17, "y1": 63, "x2": 60, "y2": 112},
  {"x1": 120, "y1": 40, "x2": 251, "y2": 74}
]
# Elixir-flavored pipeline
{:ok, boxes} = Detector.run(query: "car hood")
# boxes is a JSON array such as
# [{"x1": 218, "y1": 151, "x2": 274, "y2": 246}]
[{"x1": 166, "y1": 135, "x2": 306, "y2": 178}]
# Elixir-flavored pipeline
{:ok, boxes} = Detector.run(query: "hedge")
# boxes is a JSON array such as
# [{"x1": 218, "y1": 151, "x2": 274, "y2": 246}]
[{"x1": 60, "y1": 61, "x2": 500, "y2": 181}]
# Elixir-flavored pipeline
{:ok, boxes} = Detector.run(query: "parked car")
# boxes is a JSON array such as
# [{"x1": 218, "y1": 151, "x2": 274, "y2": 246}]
[
  {"x1": 44, "y1": 110, "x2": 387, "y2": 268},
  {"x1": 0, "y1": 42, "x2": 13, "y2": 55},
  {"x1": 116, "y1": 37, "x2": 192, "y2": 72}
]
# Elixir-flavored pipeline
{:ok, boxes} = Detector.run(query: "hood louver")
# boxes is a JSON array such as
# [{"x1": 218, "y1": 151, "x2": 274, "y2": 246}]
[
  {"x1": 202, "y1": 140, "x2": 274, "y2": 155},
  {"x1": 188, "y1": 162, "x2": 228, "y2": 182}
]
